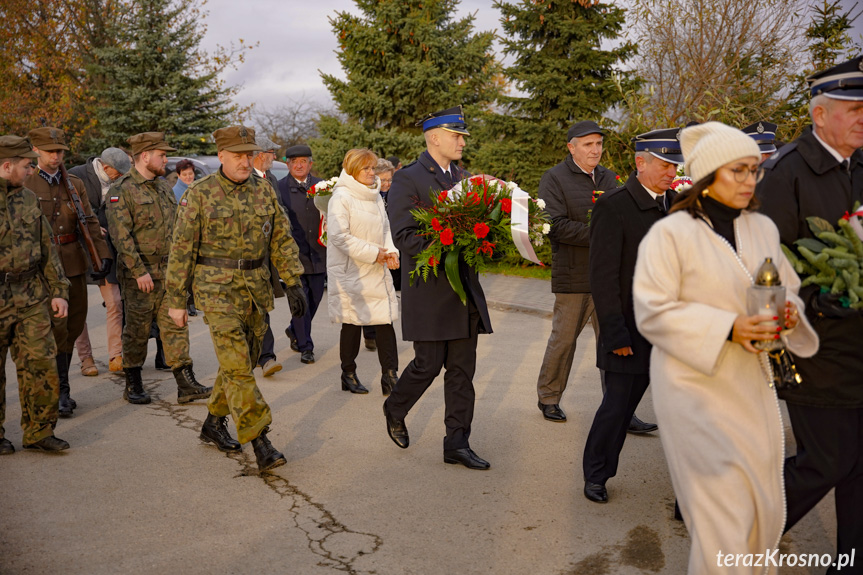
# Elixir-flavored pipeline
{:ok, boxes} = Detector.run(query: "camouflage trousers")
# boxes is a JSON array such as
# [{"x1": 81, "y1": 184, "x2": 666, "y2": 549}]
[
  {"x1": 0, "y1": 300, "x2": 60, "y2": 444},
  {"x1": 203, "y1": 306, "x2": 271, "y2": 444},
  {"x1": 51, "y1": 273, "x2": 87, "y2": 353},
  {"x1": 119, "y1": 276, "x2": 191, "y2": 370}
]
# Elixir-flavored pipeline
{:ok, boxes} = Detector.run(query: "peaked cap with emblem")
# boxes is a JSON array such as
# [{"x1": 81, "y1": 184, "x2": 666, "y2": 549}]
[
  {"x1": 214, "y1": 126, "x2": 261, "y2": 153},
  {"x1": 807, "y1": 56, "x2": 863, "y2": 100},
  {"x1": 127, "y1": 132, "x2": 177, "y2": 156},
  {"x1": 632, "y1": 128, "x2": 685, "y2": 164},
  {"x1": 742, "y1": 121, "x2": 778, "y2": 154},
  {"x1": 28, "y1": 127, "x2": 69, "y2": 151},
  {"x1": 416, "y1": 105, "x2": 470, "y2": 136},
  {"x1": 0, "y1": 135, "x2": 39, "y2": 160}
]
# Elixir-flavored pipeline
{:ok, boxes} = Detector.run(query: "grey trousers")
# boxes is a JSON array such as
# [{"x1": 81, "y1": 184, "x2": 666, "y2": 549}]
[{"x1": 536, "y1": 292, "x2": 598, "y2": 404}]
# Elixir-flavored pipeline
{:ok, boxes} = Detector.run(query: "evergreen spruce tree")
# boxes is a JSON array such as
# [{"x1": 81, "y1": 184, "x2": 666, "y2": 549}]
[
  {"x1": 89, "y1": 0, "x2": 240, "y2": 154},
  {"x1": 470, "y1": 0, "x2": 638, "y2": 192},
  {"x1": 311, "y1": 0, "x2": 502, "y2": 177}
]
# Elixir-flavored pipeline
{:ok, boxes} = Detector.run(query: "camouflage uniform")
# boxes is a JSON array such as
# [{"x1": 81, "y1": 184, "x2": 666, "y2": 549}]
[
  {"x1": 0, "y1": 169, "x2": 70, "y2": 445},
  {"x1": 107, "y1": 165, "x2": 192, "y2": 370},
  {"x1": 166, "y1": 165, "x2": 303, "y2": 443}
]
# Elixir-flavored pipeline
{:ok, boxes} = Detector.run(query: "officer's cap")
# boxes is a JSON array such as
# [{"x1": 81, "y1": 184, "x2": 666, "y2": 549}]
[
  {"x1": 285, "y1": 144, "x2": 313, "y2": 159},
  {"x1": 0, "y1": 135, "x2": 39, "y2": 160},
  {"x1": 567, "y1": 121, "x2": 604, "y2": 141},
  {"x1": 416, "y1": 106, "x2": 470, "y2": 136},
  {"x1": 127, "y1": 132, "x2": 177, "y2": 156},
  {"x1": 742, "y1": 121, "x2": 778, "y2": 154},
  {"x1": 212, "y1": 126, "x2": 261, "y2": 153},
  {"x1": 28, "y1": 127, "x2": 69, "y2": 151},
  {"x1": 807, "y1": 56, "x2": 863, "y2": 100},
  {"x1": 255, "y1": 135, "x2": 279, "y2": 152},
  {"x1": 632, "y1": 128, "x2": 684, "y2": 164}
]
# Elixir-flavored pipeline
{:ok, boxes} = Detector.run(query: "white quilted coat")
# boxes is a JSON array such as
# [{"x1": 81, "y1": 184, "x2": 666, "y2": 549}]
[{"x1": 326, "y1": 169, "x2": 399, "y2": 326}]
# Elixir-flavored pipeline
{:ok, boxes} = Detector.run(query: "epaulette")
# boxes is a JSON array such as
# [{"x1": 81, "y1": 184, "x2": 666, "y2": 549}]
[{"x1": 761, "y1": 142, "x2": 798, "y2": 170}]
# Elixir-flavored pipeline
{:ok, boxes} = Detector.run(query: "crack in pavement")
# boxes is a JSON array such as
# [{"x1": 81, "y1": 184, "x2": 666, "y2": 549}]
[{"x1": 110, "y1": 372, "x2": 383, "y2": 574}]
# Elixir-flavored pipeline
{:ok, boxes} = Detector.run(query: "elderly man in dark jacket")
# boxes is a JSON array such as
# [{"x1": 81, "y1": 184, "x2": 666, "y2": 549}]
[
  {"x1": 758, "y1": 57, "x2": 863, "y2": 567},
  {"x1": 384, "y1": 106, "x2": 493, "y2": 470},
  {"x1": 536, "y1": 121, "x2": 655, "y2": 433},
  {"x1": 278, "y1": 144, "x2": 324, "y2": 364}
]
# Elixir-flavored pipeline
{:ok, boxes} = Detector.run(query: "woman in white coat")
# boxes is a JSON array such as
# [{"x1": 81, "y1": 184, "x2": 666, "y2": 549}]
[
  {"x1": 632, "y1": 122, "x2": 819, "y2": 574},
  {"x1": 327, "y1": 149, "x2": 400, "y2": 395}
]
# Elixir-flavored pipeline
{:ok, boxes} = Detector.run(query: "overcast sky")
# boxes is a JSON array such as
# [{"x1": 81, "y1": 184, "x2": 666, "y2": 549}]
[{"x1": 199, "y1": 0, "x2": 863, "y2": 116}]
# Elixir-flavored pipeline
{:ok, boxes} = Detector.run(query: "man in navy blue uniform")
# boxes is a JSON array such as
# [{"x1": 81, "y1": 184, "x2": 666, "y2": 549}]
[
  {"x1": 277, "y1": 145, "x2": 324, "y2": 365},
  {"x1": 383, "y1": 106, "x2": 493, "y2": 470}
]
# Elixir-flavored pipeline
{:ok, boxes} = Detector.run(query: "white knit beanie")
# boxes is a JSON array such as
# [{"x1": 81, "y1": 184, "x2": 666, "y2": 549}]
[{"x1": 681, "y1": 121, "x2": 762, "y2": 184}]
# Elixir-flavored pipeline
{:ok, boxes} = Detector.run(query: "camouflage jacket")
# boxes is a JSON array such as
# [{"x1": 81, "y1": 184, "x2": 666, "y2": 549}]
[
  {"x1": 0, "y1": 177, "x2": 70, "y2": 308},
  {"x1": 165, "y1": 170, "x2": 303, "y2": 313},
  {"x1": 106, "y1": 166, "x2": 177, "y2": 281}
]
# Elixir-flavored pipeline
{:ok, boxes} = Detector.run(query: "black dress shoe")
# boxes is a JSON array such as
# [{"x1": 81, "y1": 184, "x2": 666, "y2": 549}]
[
  {"x1": 285, "y1": 328, "x2": 299, "y2": 352},
  {"x1": 200, "y1": 413, "x2": 242, "y2": 452},
  {"x1": 380, "y1": 369, "x2": 398, "y2": 396},
  {"x1": 23, "y1": 435, "x2": 70, "y2": 452},
  {"x1": 0, "y1": 438, "x2": 14, "y2": 455},
  {"x1": 364, "y1": 338, "x2": 376, "y2": 351},
  {"x1": 627, "y1": 414, "x2": 658, "y2": 434},
  {"x1": 444, "y1": 448, "x2": 490, "y2": 470},
  {"x1": 584, "y1": 481, "x2": 608, "y2": 503},
  {"x1": 538, "y1": 401, "x2": 566, "y2": 422},
  {"x1": 341, "y1": 371, "x2": 369, "y2": 394},
  {"x1": 383, "y1": 402, "x2": 409, "y2": 449},
  {"x1": 300, "y1": 350, "x2": 315, "y2": 364}
]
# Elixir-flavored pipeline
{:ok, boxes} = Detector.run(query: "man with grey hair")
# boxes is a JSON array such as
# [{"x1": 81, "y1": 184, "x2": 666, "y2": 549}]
[
  {"x1": 758, "y1": 56, "x2": 863, "y2": 565},
  {"x1": 70, "y1": 147, "x2": 131, "y2": 376},
  {"x1": 536, "y1": 121, "x2": 656, "y2": 433}
]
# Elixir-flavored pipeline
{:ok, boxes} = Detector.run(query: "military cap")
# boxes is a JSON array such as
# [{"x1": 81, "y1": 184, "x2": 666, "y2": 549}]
[
  {"x1": 415, "y1": 106, "x2": 470, "y2": 136},
  {"x1": 127, "y1": 132, "x2": 177, "y2": 156},
  {"x1": 632, "y1": 128, "x2": 684, "y2": 164},
  {"x1": 285, "y1": 144, "x2": 313, "y2": 159},
  {"x1": 213, "y1": 126, "x2": 261, "y2": 153},
  {"x1": 0, "y1": 135, "x2": 39, "y2": 160},
  {"x1": 28, "y1": 127, "x2": 69, "y2": 151},
  {"x1": 567, "y1": 120, "x2": 604, "y2": 141},
  {"x1": 100, "y1": 147, "x2": 131, "y2": 174},
  {"x1": 807, "y1": 56, "x2": 863, "y2": 100},
  {"x1": 255, "y1": 135, "x2": 279, "y2": 152},
  {"x1": 742, "y1": 121, "x2": 778, "y2": 154}
]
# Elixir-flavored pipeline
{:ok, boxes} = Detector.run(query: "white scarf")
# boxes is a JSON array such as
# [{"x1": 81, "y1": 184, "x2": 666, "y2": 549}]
[{"x1": 93, "y1": 158, "x2": 113, "y2": 200}]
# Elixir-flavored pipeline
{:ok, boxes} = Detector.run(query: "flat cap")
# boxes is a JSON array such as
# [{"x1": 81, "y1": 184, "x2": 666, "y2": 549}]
[
  {"x1": 127, "y1": 132, "x2": 177, "y2": 156},
  {"x1": 808, "y1": 56, "x2": 863, "y2": 100},
  {"x1": 742, "y1": 121, "x2": 778, "y2": 154},
  {"x1": 28, "y1": 127, "x2": 69, "y2": 151},
  {"x1": 567, "y1": 121, "x2": 604, "y2": 141},
  {"x1": 632, "y1": 128, "x2": 684, "y2": 164},
  {"x1": 255, "y1": 134, "x2": 279, "y2": 152},
  {"x1": 213, "y1": 126, "x2": 261, "y2": 153},
  {"x1": 285, "y1": 144, "x2": 313, "y2": 159},
  {"x1": 0, "y1": 135, "x2": 39, "y2": 160},
  {"x1": 100, "y1": 147, "x2": 131, "y2": 174},
  {"x1": 416, "y1": 106, "x2": 470, "y2": 136}
]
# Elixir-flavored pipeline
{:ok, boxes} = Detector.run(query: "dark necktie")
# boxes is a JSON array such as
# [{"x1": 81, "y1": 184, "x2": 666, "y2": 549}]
[
  {"x1": 442, "y1": 170, "x2": 453, "y2": 188},
  {"x1": 840, "y1": 159, "x2": 850, "y2": 175},
  {"x1": 655, "y1": 194, "x2": 666, "y2": 213}
]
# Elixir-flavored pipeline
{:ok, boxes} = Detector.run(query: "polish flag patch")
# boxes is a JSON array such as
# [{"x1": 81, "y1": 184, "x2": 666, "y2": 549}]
[
  {"x1": 109, "y1": 196, "x2": 119, "y2": 203},
  {"x1": 180, "y1": 199, "x2": 187, "y2": 206}
]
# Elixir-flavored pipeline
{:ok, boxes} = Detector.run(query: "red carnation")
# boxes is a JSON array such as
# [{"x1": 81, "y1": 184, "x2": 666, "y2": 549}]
[
  {"x1": 466, "y1": 191, "x2": 481, "y2": 205},
  {"x1": 473, "y1": 222, "x2": 490, "y2": 239},
  {"x1": 500, "y1": 198, "x2": 511, "y2": 214},
  {"x1": 431, "y1": 217, "x2": 443, "y2": 231},
  {"x1": 440, "y1": 228, "x2": 454, "y2": 246},
  {"x1": 429, "y1": 255, "x2": 439, "y2": 267},
  {"x1": 476, "y1": 241, "x2": 495, "y2": 256},
  {"x1": 438, "y1": 190, "x2": 448, "y2": 202}
]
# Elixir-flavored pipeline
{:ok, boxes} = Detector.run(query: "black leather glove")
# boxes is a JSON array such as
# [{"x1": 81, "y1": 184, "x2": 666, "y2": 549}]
[
  {"x1": 285, "y1": 283, "x2": 308, "y2": 318},
  {"x1": 90, "y1": 258, "x2": 112, "y2": 281},
  {"x1": 810, "y1": 291, "x2": 859, "y2": 319}
]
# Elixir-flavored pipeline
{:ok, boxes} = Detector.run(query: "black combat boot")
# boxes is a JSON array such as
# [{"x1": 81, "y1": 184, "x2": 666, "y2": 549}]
[
  {"x1": 123, "y1": 367, "x2": 151, "y2": 404},
  {"x1": 380, "y1": 369, "x2": 398, "y2": 396},
  {"x1": 173, "y1": 364, "x2": 212, "y2": 404},
  {"x1": 200, "y1": 413, "x2": 241, "y2": 452},
  {"x1": 56, "y1": 352, "x2": 74, "y2": 417},
  {"x1": 251, "y1": 428, "x2": 286, "y2": 472}
]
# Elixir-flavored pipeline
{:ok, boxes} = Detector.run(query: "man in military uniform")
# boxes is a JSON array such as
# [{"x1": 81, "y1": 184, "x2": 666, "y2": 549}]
[
  {"x1": 278, "y1": 144, "x2": 324, "y2": 365},
  {"x1": 107, "y1": 132, "x2": 211, "y2": 406},
  {"x1": 26, "y1": 127, "x2": 111, "y2": 418},
  {"x1": 758, "y1": 57, "x2": 863, "y2": 568},
  {"x1": 166, "y1": 126, "x2": 307, "y2": 473},
  {"x1": 0, "y1": 135, "x2": 71, "y2": 454},
  {"x1": 742, "y1": 121, "x2": 778, "y2": 163}
]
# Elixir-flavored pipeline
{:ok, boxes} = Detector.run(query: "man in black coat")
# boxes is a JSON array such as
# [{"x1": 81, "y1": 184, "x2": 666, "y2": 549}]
[
  {"x1": 383, "y1": 106, "x2": 493, "y2": 470},
  {"x1": 278, "y1": 144, "x2": 324, "y2": 365},
  {"x1": 582, "y1": 129, "x2": 681, "y2": 503},
  {"x1": 758, "y1": 57, "x2": 863, "y2": 567}
]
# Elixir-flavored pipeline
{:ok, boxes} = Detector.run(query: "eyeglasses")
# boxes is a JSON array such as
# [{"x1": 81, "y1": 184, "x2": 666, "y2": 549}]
[
  {"x1": 380, "y1": 179, "x2": 393, "y2": 185},
  {"x1": 728, "y1": 165, "x2": 764, "y2": 183}
]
